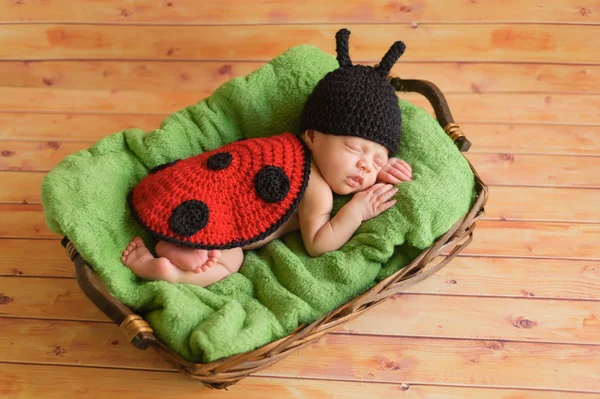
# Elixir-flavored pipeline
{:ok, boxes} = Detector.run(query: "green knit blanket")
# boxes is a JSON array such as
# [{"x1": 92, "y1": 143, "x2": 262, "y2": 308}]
[{"x1": 41, "y1": 44, "x2": 477, "y2": 363}]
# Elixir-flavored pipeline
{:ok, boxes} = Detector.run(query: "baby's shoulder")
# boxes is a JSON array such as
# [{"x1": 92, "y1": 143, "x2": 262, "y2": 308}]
[{"x1": 298, "y1": 161, "x2": 333, "y2": 216}]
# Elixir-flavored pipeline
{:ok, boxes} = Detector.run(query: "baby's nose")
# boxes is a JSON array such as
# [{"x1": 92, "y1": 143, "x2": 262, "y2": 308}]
[{"x1": 358, "y1": 160, "x2": 371, "y2": 173}]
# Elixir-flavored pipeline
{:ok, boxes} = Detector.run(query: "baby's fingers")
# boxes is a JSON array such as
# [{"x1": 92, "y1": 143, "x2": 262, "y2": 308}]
[
  {"x1": 377, "y1": 187, "x2": 399, "y2": 203},
  {"x1": 377, "y1": 199, "x2": 397, "y2": 213}
]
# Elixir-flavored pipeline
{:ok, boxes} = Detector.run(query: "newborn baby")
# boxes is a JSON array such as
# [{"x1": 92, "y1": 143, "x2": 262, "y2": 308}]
[
  {"x1": 121, "y1": 128, "x2": 412, "y2": 287},
  {"x1": 121, "y1": 28, "x2": 411, "y2": 288}
]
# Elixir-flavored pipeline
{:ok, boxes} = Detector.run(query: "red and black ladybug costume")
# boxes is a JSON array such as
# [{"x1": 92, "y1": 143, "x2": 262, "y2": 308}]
[{"x1": 128, "y1": 132, "x2": 311, "y2": 249}]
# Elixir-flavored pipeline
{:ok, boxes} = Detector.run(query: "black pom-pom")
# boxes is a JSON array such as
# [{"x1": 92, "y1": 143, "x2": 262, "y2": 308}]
[
  {"x1": 149, "y1": 159, "x2": 180, "y2": 174},
  {"x1": 169, "y1": 200, "x2": 209, "y2": 237},
  {"x1": 207, "y1": 152, "x2": 232, "y2": 171},
  {"x1": 254, "y1": 166, "x2": 290, "y2": 203}
]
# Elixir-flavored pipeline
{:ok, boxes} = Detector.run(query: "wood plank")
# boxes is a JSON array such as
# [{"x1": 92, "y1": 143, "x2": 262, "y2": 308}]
[
  {"x1": 0, "y1": 113, "x2": 163, "y2": 142},
  {"x1": 0, "y1": 204, "x2": 58, "y2": 239},
  {"x1": 3, "y1": 114, "x2": 600, "y2": 156},
  {"x1": 410, "y1": 257, "x2": 600, "y2": 299},
  {"x1": 0, "y1": 319, "x2": 599, "y2": 392},
  {"x1": 342, "y1": 294, "x2": 600, "y2": 343},
  {"x1": 0, "y1": 239, "x2": 72, "y2": 277},
  {"x1": 2, "y1": 285, "x2": 598, "y2": 344},
  {"x1": 0, "y1": 171, "x2": 45, "y2": 204},
  {"x1": 2, "y1": 0, "x2": 599, "y2": 24},
  {"x1": 464, "y1": 124, "x2": 600, "y2": 155},
  {"x1": 484, "y1": 187, "x2": 600, "y2": 223},
  {"x1": 3, "y1": 364, "x2": 595, "y2": 399},
  {"x1": 0, "y1": 278, "x2": 108, "y2": 321},
  {"x1": 3, "y1": 240, "x2": 600, "y2": 300},
  {"x1": 1, "y1": 89, "x2": 599, "y2": 126},
  {"x1": 0, "y1": 142, "x2": 84, "y2": 173},
  {"x1": 464, "y1": 220, "x2": 600, "y2": 259},
  {"x1": 466, "y1": 153, "x2": 600, "y2": 188},
  {"x1": 0, "y1": 24, "x2": 598, "y2": 63},
  {"x1": 2, "y1": 61, "x2": 599, "y2": 94}
]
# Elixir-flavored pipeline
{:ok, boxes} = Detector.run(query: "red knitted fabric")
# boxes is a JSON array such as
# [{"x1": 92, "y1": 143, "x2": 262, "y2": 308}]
[{"x1": 127, "y1": 132, "x2": 311, "y2": 249}]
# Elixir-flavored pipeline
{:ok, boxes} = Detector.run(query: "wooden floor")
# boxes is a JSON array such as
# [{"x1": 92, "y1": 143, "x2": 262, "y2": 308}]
[{"x1": 1, "y1": 1, "x2": 599, "y2": 398}]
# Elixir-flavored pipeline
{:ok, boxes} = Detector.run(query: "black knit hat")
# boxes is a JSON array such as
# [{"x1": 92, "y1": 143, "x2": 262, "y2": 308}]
[{"x1": 299, "y1": 28, "x2": 406, "y2": 155}]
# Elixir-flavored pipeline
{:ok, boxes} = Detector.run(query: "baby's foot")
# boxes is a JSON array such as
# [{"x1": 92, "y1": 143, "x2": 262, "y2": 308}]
[
  {"x1": 121, "y1": 237, "x2": 179, "y2": 282},
  {"x1": 194, "y1": 249, "x2": 221, "y2": 273}
]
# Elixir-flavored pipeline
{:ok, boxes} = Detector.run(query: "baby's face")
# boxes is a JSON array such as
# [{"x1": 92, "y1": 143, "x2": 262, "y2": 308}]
[{"x1": 302, "y1": 130, "x2": 389, "y2": 195}]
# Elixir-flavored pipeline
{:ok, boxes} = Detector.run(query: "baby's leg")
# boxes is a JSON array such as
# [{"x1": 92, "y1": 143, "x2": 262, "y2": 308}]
[
  {"x1": 121, "y1": 237, "x2": 182, "y2": 283},
  {"x1": 155, "y1": 240, "x2": 221, "y2": 273},
  {"x1": 176, "y1": 246, "x2": 244, "y2": 287},
  {"x1": 122, "y1": 237, "x2": 243, "y2": 287}
]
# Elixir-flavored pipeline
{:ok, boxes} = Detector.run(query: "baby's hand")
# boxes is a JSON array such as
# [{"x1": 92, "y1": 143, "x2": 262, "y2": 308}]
[
  {"x1": 377, "y1": 158, "x2": 412, "y2": 184},
  {"x1": 349, "y1": 183, "x2": 398, "y2": 222}
]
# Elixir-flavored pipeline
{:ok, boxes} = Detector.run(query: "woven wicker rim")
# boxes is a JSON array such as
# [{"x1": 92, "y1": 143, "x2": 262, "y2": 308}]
[{"x1": 62, "y1": 78, "x2": 488, "y2": 390}]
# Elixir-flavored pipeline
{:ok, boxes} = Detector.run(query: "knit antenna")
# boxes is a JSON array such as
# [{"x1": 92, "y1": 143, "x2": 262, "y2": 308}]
[
  {"x1": 375, "y1": 41, "x2": 406, "y2": 77},
  {"x1": 335, "y1": 28, "x2": 352, "y2": 67}
]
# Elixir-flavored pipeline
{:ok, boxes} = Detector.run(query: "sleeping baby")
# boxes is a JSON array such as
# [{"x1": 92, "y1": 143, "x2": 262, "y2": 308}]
[{"x1": 121, "y1": 28, "x2": 412, "y2": 288}]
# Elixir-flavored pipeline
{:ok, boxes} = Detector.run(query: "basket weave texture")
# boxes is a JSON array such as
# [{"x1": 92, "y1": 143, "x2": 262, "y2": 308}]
[{"x1": 63, "y1": 78, "x2": 488, "y2": 389}]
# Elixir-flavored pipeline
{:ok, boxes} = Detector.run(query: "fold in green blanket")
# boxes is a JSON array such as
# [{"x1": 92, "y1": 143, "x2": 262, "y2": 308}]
[{"x1": 41, "y1": 44, "x2": 477, "y2": 363}]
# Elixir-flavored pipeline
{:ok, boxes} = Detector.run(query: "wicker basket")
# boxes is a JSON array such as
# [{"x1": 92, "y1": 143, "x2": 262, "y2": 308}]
[{"x1": 61, "y1": 77, "x2": 488, "y2": 389}]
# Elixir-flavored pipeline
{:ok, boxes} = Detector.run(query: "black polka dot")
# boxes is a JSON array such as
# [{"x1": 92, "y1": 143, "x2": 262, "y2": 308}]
[
  {"x1": 207, "y1": 152, "x2": 232, "y2": 171},
  {"x1": 169, "y1": 200, "x2": 209, "y2": 237},
  {"x1": 254, "y1": 166, "x2": 290, "y2": 203},
  {"x1": 149, "y1": 159, "x2": 180, "y2": 174}
]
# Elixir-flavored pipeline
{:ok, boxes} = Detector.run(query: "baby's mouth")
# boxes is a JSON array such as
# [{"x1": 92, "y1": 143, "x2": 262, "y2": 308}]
[{"x1": 349, "y1": 175, "x2": 363, "y2": 185}]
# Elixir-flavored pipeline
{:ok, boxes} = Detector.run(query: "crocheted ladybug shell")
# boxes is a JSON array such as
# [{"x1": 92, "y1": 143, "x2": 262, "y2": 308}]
[{"x1": 127, "y1": 132, "x2": 311, "y2": 249}]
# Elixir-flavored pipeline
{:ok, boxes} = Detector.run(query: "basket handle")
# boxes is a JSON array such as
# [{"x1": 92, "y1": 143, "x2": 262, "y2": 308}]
[
  {"x1": 62, "y1": 237, "x2": 156, "y2": 350},
  {"x1": 389, "y1": 77, "x2": 471, "y2": 152}
]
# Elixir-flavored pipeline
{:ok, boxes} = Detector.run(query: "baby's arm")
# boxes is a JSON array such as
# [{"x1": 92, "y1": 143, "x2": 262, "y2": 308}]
[
  {"x1": 299, "y1": 177, "x2": 398, "y2": 257},
  {"x1": 298, "y1": 173, "x2": 362, "y2": 257}
]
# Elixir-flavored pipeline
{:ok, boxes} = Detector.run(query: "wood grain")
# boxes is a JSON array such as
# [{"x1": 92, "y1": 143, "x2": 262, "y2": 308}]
[
  {"x1": 3, "y1": 364, "x2": 595, "y2": 399},
  {"x1": 0, "y1": 278, "x2": 108, "y2": 321},
  {"x1": 466, "y1": 153, "x2": 600, "y2": 188},
  {"x1": 0, "y1": 204, "x2": 58, "y2": 239},
  {"x1": 0, "y1": 239, "x2": 72, "y2": 277},
  {"x1": 0, "y1": 24, "x2": 598, "y2": 63},
  {"x1": 409, "y1": 257, "x2": 600, "y2": 299},
  {"x1": 2, "y1": 285, "x2": 598, "y2": 343},
  {"x1": 1, "y1": 319, "x2": 599, "y2": 392},
  {"x1": 0, "y1": 89, "x2": 599, "y2": 126},
  {"x1": 0, "y1": 172, "x2": 45, "y2": 204},
  {"x1": 1, "y1": 61, "x2": 599, "y2": 94},
  {"x1": 0, "y1": 142, "x2": 84, "y2": 173},
  {"x1": 465, "y1": 124, "x2": 600, "y2": 155},
  {"x1": 463, "y1": 220, "x2": 600, "y2": 259},
  {"x1": 484, "y1": 187, "x2": 600, "y2": 223},
  {"x1": 2, "y1": 0, "x2": 599, "y2": 24},
  {"x1": 0, "y1": 113, "x2": 163, "y2": 142},
  {"x1": 342, "y1": 294, "x2": 600, "y2": 343}
]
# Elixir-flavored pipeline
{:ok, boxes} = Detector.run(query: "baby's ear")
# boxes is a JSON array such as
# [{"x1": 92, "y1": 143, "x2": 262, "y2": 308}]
[{"x1": 304, "y1": 129, "x2": 316, "y2": 143}]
